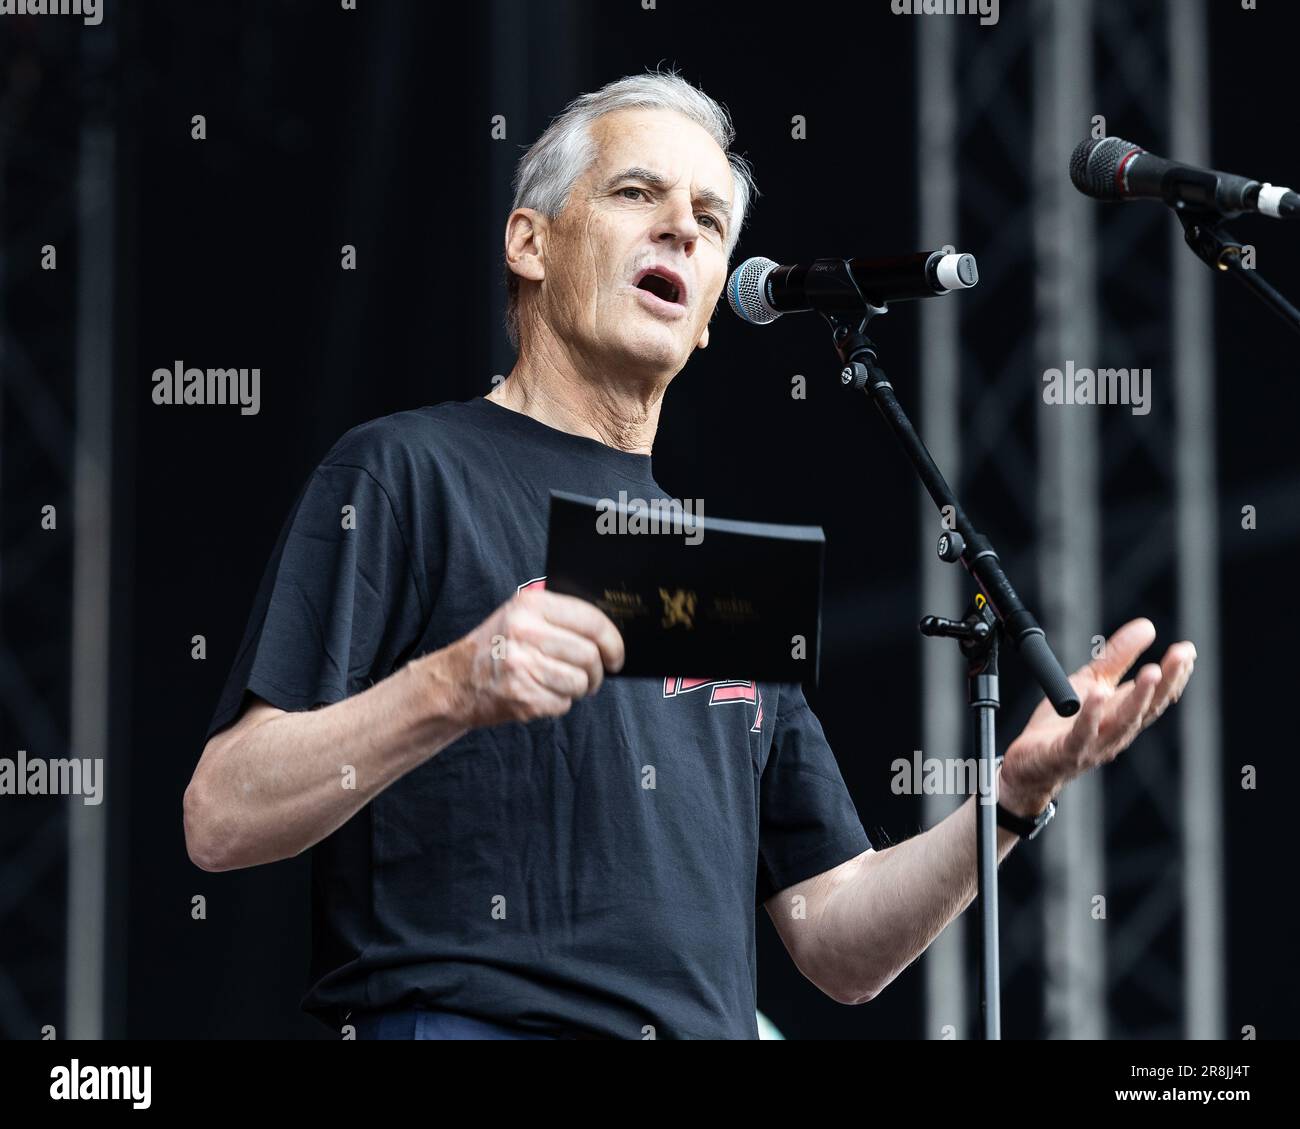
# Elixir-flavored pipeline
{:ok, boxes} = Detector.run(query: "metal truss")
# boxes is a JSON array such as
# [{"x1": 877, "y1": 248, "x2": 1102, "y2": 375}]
[
  {"x1": 0, "y1": 18, "x2": 83, "y2": 1039},
  {"x1": 918, "y1": 0, "x2": 1223, "y2": 1040},
  {"x1": 0, "y1": 10, "x2": 124, "y2": 1041}
]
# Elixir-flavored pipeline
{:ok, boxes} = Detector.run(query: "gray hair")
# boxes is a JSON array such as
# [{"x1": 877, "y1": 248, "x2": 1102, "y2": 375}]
[{"x1": 504, "y1": 67, "x2": 758, "y2": 349}]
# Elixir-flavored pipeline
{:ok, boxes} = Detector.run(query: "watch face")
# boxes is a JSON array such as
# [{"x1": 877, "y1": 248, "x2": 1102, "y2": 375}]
[{"x1": 1027, "y1": 801, "x2": 1055, "y2": 838}]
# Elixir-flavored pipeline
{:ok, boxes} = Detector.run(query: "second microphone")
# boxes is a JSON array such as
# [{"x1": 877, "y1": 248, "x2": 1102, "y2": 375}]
[{"x1": 728, "y1": 250, "x2": 979, "y2": 325}]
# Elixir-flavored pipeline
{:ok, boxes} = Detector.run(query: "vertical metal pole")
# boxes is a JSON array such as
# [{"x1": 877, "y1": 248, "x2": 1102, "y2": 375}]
[
  {"x1": 487, "y1": 0, "x2": 588, "y2": 383},
  {"x1": 917, "y1": 13, "x2": 967, "y2": 1041},
  {"x1": 66, "y1": 122, "x2": 115, "y2": 1040},
  {"x1": 489, "y1": 0, "x2": 530, "y2": 384},
  {"x1": 0, "y1": 100, "x2": 6, "y2": 604},
  {"x1": 1169, "y1": 0, "x2": 1225, "y2": 1040},
  {"x1": 975, "y1": 697, "x2": 1001, "y2": 1040},
  {"x1": 1033, "y1": 0, "x2": 1104, "y2": 1039}
]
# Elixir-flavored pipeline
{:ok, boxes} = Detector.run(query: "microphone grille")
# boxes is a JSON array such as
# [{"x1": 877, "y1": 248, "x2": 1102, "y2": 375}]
[
  {"x1": 1070, "y1": 136, "x2": 1140, "y2": 200},
  {"x1": 727, "y1": 257, "x2": 779, "y2": 324}
]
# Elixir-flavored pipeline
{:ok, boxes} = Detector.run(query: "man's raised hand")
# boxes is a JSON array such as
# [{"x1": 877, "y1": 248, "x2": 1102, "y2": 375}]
[{"x1": 1000, "y1": 618, "x2": 1197, "y2": 813}]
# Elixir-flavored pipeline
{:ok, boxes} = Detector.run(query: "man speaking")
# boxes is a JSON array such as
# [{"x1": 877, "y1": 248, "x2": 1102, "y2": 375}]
[{"x1": 184, "y1": 69, "x2": 1196, "y2": 1040}]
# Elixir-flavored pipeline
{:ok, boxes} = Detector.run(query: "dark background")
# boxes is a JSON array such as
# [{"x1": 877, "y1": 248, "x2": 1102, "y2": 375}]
[{"x1": 2, "y1": 0, "x2": 1297, "y2": 1040}]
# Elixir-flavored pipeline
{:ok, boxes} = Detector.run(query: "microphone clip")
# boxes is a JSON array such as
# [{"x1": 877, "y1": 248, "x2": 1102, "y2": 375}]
[
  {"x1": 1175, "y1": 208, "x2": 1250, "y2": 272},
  {"x1": 825, "y1": 309, "x2": 889, "y2": 394},
  {"x1": 1173, "y1": 206, "x2": 1300, "y2": 335}
]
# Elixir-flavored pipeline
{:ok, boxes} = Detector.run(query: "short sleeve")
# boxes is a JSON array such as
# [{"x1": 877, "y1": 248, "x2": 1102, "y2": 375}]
[
  {"x1": 204, "y1": 459, "x2": 427, "y2": 742},
  {"x1": 756, "y1": 683, "x2": 873, "y2": 905}
]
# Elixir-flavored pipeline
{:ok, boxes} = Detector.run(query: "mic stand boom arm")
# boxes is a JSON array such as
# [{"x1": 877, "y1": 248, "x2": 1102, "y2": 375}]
[
  {"x1": 829, "y1": 308, "x2": 1081, "y2": 717},
  {"x1": 824, "y1": 304, "x2": 1080, "y2": 1040}
]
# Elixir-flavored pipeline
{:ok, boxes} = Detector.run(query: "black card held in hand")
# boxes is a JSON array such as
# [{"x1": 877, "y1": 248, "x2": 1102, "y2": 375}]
[{"x1": 543, "y1": 490, "x2": 825, "y2": 684}]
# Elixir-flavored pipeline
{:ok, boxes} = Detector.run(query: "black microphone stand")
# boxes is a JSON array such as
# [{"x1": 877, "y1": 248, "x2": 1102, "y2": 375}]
[
  {"x1": 1175, "y1": 206, "x2": 1300, "y2": 336},
  {"x1": 820, "y1": 296, "x2": 1080, "y2": 1040}
]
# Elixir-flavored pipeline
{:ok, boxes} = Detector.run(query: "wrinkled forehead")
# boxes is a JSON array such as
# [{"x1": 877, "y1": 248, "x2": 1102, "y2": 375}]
[{"x1": 583, "y1": 108, "x2": 735, "y2": 208}]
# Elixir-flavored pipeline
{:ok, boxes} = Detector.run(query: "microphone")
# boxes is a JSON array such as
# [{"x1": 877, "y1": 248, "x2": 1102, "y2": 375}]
[
  {"x1": 1070, "y1": 135, "x2": 1300, "y2": 219},
  {"x1": 727, "y1": 250, "x2": 978, "y2": 325}
]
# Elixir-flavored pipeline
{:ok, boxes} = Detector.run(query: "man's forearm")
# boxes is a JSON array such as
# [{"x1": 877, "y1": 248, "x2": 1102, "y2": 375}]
[
  {"x1": 813, "y1": 772, "x2": 1052, "y2": 1003},
  {"x1": 184, "y1": 644, "x2": 472, "y2": 872},
  {"x1": 186, "y1": 587, "x2": 627, "y2": 874}
]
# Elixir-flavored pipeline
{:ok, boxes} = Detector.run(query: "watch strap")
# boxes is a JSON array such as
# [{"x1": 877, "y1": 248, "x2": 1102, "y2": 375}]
[{"x1": 996, "y1": 797, "x2": 1055, "y2": 839}]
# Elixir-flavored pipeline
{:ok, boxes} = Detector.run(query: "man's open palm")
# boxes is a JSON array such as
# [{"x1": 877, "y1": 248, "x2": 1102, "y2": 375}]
[{"x1": 1002, "y1": 618, "x2": 1197, "y2": 805}]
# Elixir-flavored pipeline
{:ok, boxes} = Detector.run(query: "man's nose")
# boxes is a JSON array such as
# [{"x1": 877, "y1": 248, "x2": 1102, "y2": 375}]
[{"x1": 652, "y1": 195, "x2": 700, "y2": 246}]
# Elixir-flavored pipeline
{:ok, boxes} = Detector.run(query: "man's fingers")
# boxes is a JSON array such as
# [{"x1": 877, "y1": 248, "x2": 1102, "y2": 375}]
[
  {"x1": 1089, "y1": 617, "x2": 1157, "y2": 687},
  {"x1": 534, "y1": 626, "x2": 606, "y2": 696},
  {"x1": 518, "y1": 681, "x2": 575, "y2": 719},
  {"x1": 524, "y1": 647, "x2": 596, "y2": 702},
  {"x1": 527, "y1": 591, "x2": 626, "y2": 671},
  {"x1": 1142, "y1": 642, "x2": 1196, "y2": 725},
  {"x1": 1062, "y1": 684, "x2": 1106, "y2": 766},
  {"x1": 1097, "y1": 664, "x2": 1161, "y2": 759}
]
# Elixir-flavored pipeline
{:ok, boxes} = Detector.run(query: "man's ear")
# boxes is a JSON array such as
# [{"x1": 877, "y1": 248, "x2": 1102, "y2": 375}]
[
  {"x1": 696, "y1": 324, "x2": 710, "y2": 350},
  {"x1": 505, "y1": 208, "x2": 547, "y2": 284}
]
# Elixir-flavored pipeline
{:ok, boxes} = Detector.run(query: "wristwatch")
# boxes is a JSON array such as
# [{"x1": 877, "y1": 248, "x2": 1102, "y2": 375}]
[{"x1": 995, "y1": 795, "x2": 1056, "y2": 840}]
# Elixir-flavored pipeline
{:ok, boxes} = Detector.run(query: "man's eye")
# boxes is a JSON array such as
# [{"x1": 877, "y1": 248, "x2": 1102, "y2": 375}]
[
  {"x1": 698, "y1": 214, "x2": 720, "y2": 230},
  {"x1": 619, "y1": 187, "x2": 646, "y2": 201}
]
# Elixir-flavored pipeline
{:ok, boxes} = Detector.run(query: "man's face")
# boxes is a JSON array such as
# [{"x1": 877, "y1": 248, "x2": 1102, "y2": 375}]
[{"x1": 513, "y1": 108, "x2": 736, "y2": 380}]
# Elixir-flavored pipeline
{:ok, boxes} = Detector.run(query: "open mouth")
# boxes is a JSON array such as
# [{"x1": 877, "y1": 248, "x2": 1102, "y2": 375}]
[{"x1": 633, "y1": 267, "x2": 686, "y2": 306}]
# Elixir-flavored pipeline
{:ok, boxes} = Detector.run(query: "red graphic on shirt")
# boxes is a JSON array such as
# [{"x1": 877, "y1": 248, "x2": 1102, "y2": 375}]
[
  {"x1": 516, "y1": 576, "x2": 764, "y2": 732},
  {"x1": 663, "y1": 677, "x2": 765, "y2": 733}
]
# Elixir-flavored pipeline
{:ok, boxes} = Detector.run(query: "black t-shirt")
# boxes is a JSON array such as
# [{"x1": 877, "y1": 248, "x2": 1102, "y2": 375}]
[{"x1": 206, "y1": 395, "x2": 872, "y2": 1040}]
